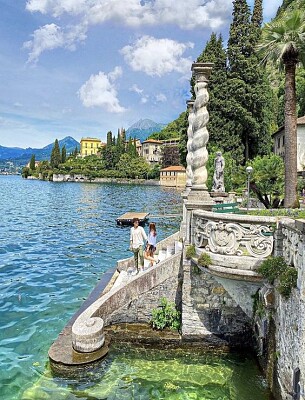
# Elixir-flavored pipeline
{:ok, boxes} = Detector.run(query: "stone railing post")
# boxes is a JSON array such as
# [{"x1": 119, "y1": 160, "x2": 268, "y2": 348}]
[{"x1": 189, "y1": 62, "x2": 213, "y2": 199}]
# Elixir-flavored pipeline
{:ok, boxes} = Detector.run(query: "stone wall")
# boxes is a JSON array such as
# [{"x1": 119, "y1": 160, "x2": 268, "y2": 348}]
[
  {"x1": 181, "y1": 257, "x2": 253, "y2": 348},
  {"x1": 105, "y1": 271, "x2": 182, "y2": 326},
  {"x1": 256, "y1": 219, "x2": 305, "y2": 400},
  {"x1": 72, "y1": 251, "x2": 183, "y2": 352},
  {"x1": 52, "y1": 174, "x2": 160, "y2": 185}
]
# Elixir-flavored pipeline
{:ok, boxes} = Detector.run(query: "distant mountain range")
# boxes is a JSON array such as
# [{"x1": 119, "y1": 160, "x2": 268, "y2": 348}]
[
  {"x1": 126, "y1": 119, "x2": 166, "y2": 142},
  {"x1": 0, "y1": 136, "x2": 79, "y2": 165},
  {"x1": 0, "y1": 119, "x2": 167, "y2": 165}
]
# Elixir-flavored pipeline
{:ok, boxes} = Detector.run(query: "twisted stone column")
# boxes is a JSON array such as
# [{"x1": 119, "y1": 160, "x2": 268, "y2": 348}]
[
  {"x1": 185, "y1": 100, "x2": 195, "y2": 190},
  {"x1": 190, "y1": 62, "x2": 213, "y2": 196},
  {"x1": 180, "y1": 100, "x2": 194, "y2": 238}
]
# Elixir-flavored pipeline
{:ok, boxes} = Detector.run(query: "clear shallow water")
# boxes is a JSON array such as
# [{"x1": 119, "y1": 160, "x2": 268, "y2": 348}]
[
  {"x1": 0, "y1": 176, "x2": 271, "y2": 400},
  {"x1": 22, "y1": 345, "x2": 271, "y2": 400}
]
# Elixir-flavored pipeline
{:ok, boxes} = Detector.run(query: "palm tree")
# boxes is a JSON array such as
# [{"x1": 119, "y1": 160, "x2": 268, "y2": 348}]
[{"x1": 257, "y1": 9, "x2": 305, "y2": 208}]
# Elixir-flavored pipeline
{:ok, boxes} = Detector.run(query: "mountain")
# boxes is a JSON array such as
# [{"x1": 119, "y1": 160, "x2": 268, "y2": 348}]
[
  {"x1": 0, "y1": 136, "x2": 80, "y2": 165},
  {"x1": 126, "y1": 119, "x2": 167, "y2": 142}
]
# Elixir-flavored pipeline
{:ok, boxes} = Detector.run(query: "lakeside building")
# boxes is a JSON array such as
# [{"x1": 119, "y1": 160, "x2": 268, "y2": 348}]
[
  {"x1": 79, "y1": 131, "x2": 181, "y2": 167},
  {"x1": 272, "y1": 116, "x2": 305, "y2": 172},
  {"x1": 141, "y1": 139, "x2": 163, "y2": 164},
  {"x1": 161, "y1": 137, "x2": 180, "y2": 146},
  {"x1": 134, "y1": 139, "x2": 142, "y2": 157},
  {"x1": 80, "y1": 138, "x2": 105, "y2": 157},
  {"x1": 26, "y1": 160, "x2": 40, "y2": 168},
  {"x1": 160, "y1": 165, "x2": 186, "y2": 187}
]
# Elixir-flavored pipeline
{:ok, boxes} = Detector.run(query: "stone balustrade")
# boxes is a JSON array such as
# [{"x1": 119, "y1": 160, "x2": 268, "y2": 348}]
[{"x1": 192, "y1": 210, "x2": 277, "y2": 259}]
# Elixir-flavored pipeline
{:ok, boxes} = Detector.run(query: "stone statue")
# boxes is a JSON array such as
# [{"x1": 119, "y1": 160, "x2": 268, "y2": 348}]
[{"x1": 212, "y1": 151, "x2": 225, "y2": 192}]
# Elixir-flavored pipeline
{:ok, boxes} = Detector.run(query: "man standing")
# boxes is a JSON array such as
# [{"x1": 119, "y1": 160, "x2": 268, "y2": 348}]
[{"x1": 130, "y1": 217, "x2": 147, "y2": 274}]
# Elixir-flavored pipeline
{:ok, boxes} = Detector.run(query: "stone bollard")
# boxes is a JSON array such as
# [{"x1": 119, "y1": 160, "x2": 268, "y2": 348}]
[{"x1": 72, "y1": 316, "x2": 105, "y2": 353}]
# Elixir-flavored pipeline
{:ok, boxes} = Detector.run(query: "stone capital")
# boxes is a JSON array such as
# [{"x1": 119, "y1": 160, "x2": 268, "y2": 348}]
[
  {"x1": 191, "y1": 62, "x2": 213, "y2": 83},
  {"x1": 186, "y1": 99, "x2": 195, "y2": 110}
]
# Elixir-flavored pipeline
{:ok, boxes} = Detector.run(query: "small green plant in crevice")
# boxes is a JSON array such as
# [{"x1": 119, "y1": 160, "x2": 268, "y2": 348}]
[
  {"x1": 150, "y1": 297, "x2": 181, "y2": 332},
  {"x1": 258, "y1": 256, "x2": 298, "y2": 299},
  {"x1": 197, "y1": 252, "x2": 211, "y2": 268},
  {"x1": 258, "y1": 256, "x2": 287, "y2": 284},
  {"x1": 252, "y1": 291, "x2": 265, "y2": 318},
  {"x1": 278, "y1": 267, "x2": 298, "y2": 299},
  {"x1": 192, "y1": 264, "x2": 201, "y2": 275},
  {"x1": 185, "y1": 244, "x2": 196, "y2": 259}
]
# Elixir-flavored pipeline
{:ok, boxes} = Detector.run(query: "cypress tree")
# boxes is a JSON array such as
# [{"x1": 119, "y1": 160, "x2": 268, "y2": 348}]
[
  {"x1": 61, "y1": 145, "x2": 66, "y2": 163},
  {"x1": 106, "y1": 131, "x2": 112, "y2": 147},
  {"x1": 251, "y1": 0, "x2": 263, "y2": 30},
  {"x1": 194, "y1": 33, "x2": 245, "y2": 163},
  {"x1": 226, "y1": 0, "x2": 273, "y2": 162},
  {"x1": 50, "y1": 139, "x2": 61, "y2": 168},
  {"x1": 30, "y1": 154, "x2": 36, "y2": 170},
  {"x1": 126, "y1": 138, "x2": 137, "y2": 157}
]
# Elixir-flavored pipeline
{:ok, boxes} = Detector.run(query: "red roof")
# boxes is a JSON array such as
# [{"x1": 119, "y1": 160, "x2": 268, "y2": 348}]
[
  {"x1": 142, "y1": 139, "x2": 162, "y2": 144},
  {"x1": 160, "y1": 166, "x2": 186, "y2": 172}
]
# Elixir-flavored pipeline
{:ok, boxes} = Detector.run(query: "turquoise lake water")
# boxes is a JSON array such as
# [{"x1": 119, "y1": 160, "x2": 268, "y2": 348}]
[{"x1": 0, "y1": 175, "x2": 272, "y2": 400}]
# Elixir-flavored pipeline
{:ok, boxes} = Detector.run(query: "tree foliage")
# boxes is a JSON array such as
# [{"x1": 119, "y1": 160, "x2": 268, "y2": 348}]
[
  {"x1": 249, "y1": 154, "x2": 285, "y2": 208},
  {"x1": 61, "y1": 145, "x2": 67, "y2": 164},
  {"x1": 29, "y1": 154, "x2": 36, "y2": 170},
  {"x1": 258, "y1": 7, "x2": 305, "y2": 207},
  {"x1": 50, "y1": 139, "x2": 61, "y2": 169},
  {"x1": 161, "y1": 146, "x2": 180, "y2": 168},
  {"x1": 164, "y1": 0, "x2": 275, "y2": 168},
  {"x1": 226, "y1": 0, "x2": 274, "y2": 162}
]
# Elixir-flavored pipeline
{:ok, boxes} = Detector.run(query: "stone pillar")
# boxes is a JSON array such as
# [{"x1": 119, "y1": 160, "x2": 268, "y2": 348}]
[
  {"x1": 182, "y1": 63, "x2": 214, "y2": 244},
  {"x1": 188, "y1": 62, "x2": 213, "y2": 200},
  {"x1": 180, "y1": 100, "x2": 195, "y2": 238},
  {"x1": 185, "y1": 100, "x2": 195, "y2": 191}
]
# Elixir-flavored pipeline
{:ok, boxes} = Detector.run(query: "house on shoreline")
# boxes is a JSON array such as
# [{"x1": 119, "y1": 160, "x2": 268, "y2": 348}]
[{"x1": 272, "y1": 116, "x2": 305, "y2": 172}]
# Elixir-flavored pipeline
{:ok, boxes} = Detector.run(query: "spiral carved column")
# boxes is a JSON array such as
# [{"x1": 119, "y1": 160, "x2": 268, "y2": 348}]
[
  {"x1": 185, "y1": 100, "x2": 195, "y2": 191},
  {"x1": 189, "y1": 62, "x2": 213, "y2": 199},
  {"x1": 180, "y1": 100, "x2": 194, "y2": 239}
]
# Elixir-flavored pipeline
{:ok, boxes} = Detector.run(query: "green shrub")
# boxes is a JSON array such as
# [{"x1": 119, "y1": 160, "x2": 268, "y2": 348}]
[
  {"x1": 258, "y1": 256, "x2": 287, "y2": 284},
  {"x1": 197, "y1": 252, "x2": 211, "y2": 268},
  {"x1": 258, "y1": 256, "x2": 298, "y2": 299},
  {"x1": 185, "y1": 245, "x2": 196, "y2": 259},
  {"x1": 278, "y1": 267, "x2": 298, "y2": 299},
  {"x1": 150, "y1": 297, "x2": 181, "y2": 331}
]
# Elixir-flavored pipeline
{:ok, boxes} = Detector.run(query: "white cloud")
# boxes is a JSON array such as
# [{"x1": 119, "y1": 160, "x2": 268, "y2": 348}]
[
  {"x1": 24, "y1": 1, "x2": 232, "y2": 60},
  {"x1": 26, "y1": 0, "x2": 232, "y2": 30},
  {"x1": 129, "y1": 83, "x2": 149, "y2": 104},
  {"x1": 78, "y1": 68, "x2": 126, "y2": 113},
  {"x1": 129, "y1": 84, "x2": 143, "y2": 95},
  {"x1": 26, "y1": 0, "x2": 88, "y2": 17},
  {"x1": 23, "y1": 23, "x2": 87, "y2": 63},
  {"x1": 155, "y1": 93, "x2": 167, "y2": 102},
  {"x1": 120, "y1": 36, "x2": 193, "y2": 77},
  {"x1": 140, "y1": 95, "x2": 149, "y2": 104}
]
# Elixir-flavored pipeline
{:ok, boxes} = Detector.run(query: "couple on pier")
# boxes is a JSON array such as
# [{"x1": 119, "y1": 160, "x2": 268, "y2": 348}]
[{"x1": 129, "y1": 218, "x2": 157, "y2": 274}]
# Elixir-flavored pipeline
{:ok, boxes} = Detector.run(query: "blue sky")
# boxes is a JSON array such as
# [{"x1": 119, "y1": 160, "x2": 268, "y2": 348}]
[{"x1": 0, "y1": 0, "x2": 282, "y2": 148}]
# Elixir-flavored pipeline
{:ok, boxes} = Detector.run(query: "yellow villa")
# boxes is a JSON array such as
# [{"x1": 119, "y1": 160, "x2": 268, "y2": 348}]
[
  {"x1": 160, "y1": 166, "x2": 186, "y2": 187},
  {"x1": 80, "y1": 137, "x2": 103, "y2": 157}
]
